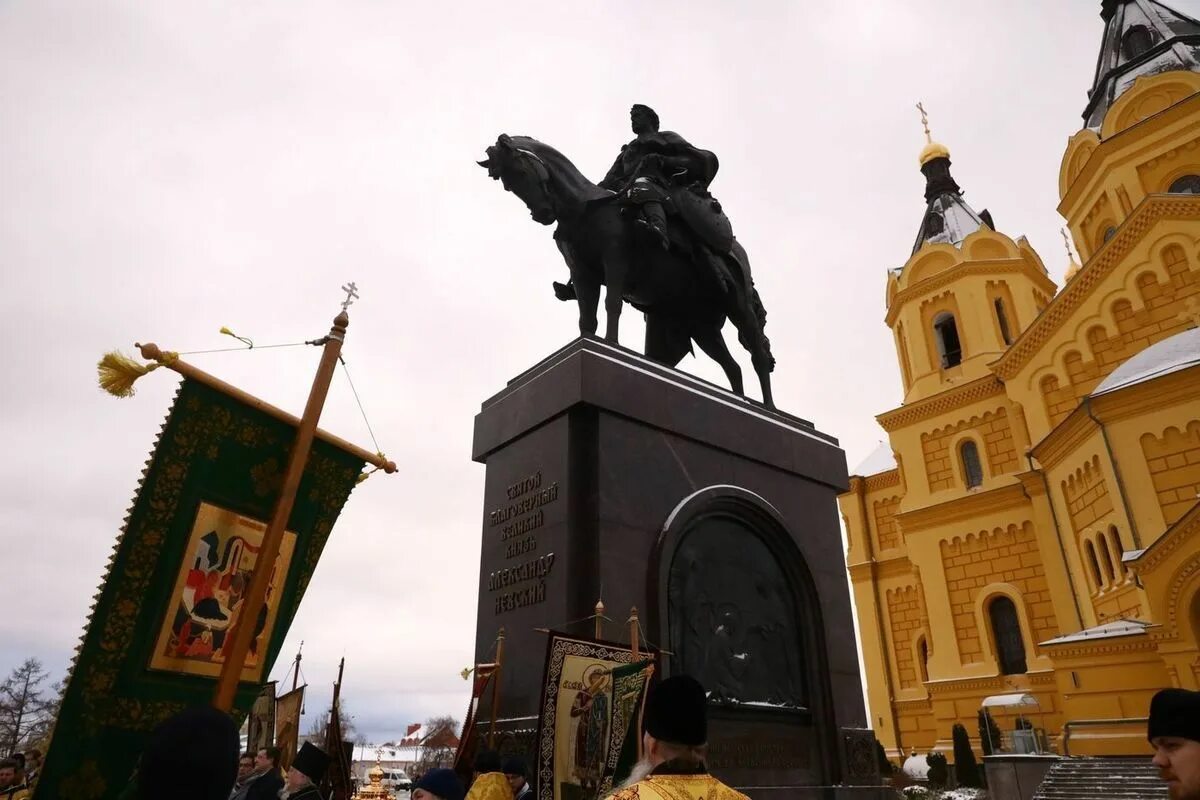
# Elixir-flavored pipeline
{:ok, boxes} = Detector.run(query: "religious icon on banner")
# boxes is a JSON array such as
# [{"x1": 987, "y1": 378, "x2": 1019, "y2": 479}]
[
  {"x1": 248, "y1": 681, "x2": 277, "y2": 754},
  {"x1": 149, "y1": 501, "x2": 297, "y2": 680},
  {"x1": 535, "y1": 634, "x2": 656, "y2": 800},
  {"x1": 275, "y1": 686, "x2": 305, "y2": 772}
]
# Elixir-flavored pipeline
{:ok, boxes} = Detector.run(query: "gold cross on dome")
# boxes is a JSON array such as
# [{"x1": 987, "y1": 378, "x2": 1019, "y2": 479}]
[
  {"x1": 341, "y1": 281, "x2": 359, "y2": 311},
  {"x1": 916, "y1": 101, "x2": 932, "y2": 144}
]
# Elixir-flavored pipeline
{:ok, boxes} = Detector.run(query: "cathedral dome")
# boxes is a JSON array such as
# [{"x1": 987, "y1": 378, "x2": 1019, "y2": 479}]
[
  {"x1": 1093, "y1": 326, "x2": 1200, "y2": 395},
  {"x1": 919, "y1": 141, "x2": 950, "y2": 167}
]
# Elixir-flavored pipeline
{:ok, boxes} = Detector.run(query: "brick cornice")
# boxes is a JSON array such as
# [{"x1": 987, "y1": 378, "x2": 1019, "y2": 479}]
[
  {"x1": 876, "y1": 376, "x2": 1006, "y2": 432},
  {"x1": 991, "y1": 195, "x2": 1200, "y2": 381},
  {"x1": 1041, "y1": 635, "x2": 1157, "y2": 659},
  {"x1": 896, "y1": 482, "x2": 1030, "y2": 535},
  {"x1": 885, "y1": 260, "x2": 1057, "y2": 326},
  {"x1": 864, "y1": 470, "x2": 901, "y2": 491}
]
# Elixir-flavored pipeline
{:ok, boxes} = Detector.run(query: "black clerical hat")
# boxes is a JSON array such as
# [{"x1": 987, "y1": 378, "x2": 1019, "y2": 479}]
[
  {"x1": 1149, "y1": 688, "x2": 1200, "y2": 743},
  {"x1": 291, "y1": 741, "x2": 331, "y2": 782},
  {"x1": 643, "y1": 675, "x2": 708, "y2": 746}
]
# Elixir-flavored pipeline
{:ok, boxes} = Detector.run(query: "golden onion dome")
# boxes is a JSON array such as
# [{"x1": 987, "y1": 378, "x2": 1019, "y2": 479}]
[{"x1": 919, "y1": 140, "x2": 950, "y2": 167}]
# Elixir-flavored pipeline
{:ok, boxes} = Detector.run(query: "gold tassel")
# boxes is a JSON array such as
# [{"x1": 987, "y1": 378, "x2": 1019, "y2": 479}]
[
  {"x1": 355, "y1": 452, "x2": 388, "y2": 484},
  {"x1": 97, "y1": 350, "x2": 177, "y2": 398}
]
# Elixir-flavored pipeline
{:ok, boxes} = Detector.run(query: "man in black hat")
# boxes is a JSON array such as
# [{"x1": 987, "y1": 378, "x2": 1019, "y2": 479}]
[
  {"x1": 414, "y1": 767, "x2": 465, "y2": 800},
  {"x1": 284, "y1": 742, "x2": 330, "y2": 800},
  {"x1": 1150, "y1": 688, "x2": 1200, "y2": 800},
  {"x1": 610, "y1": 675, "x2": 748, "y2": 800},
  {"x1": 502, "y1": 756, "x2": 531, "y2": 800}
]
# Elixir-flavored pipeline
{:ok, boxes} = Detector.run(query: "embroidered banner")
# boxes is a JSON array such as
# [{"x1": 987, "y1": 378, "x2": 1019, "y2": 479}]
[
  {"x1": 37, "y1": 377, "x2": 365, "y2": 799},
  {"x1": 247, "y1": 681, "x2": 277, "y2": 755},
  {"x1": 275, "y1": 686, "x2": 306, "y2": 772},
  {"x1": 598, "y1": 659, "x2": 654, "y2": 795},
  {"x1": 452, "y1": 663, "x2": 498, "y2": 784},
  {"x1": 534, "y1": 634, "x2": 655, "y2": 800}
]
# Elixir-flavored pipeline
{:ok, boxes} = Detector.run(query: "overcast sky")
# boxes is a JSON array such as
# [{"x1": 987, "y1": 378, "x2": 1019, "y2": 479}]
[{"x1": 4, "y1": 0, "x2": 1185, "y2": 744}]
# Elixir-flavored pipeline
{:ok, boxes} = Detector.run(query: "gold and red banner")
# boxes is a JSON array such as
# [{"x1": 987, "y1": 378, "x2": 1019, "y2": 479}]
[
  {"x1": 453, "y1": 663, "x2": 499, "y2": 781},
  {"x1": 275, "y1": 686, "x2": 305, "y2": 772}
]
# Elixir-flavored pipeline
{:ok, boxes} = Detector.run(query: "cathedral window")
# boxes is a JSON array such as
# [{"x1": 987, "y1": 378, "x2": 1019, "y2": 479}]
[
  {"x1": 1109, "y1": 526, "x2": 1128, "y2": 575},
  {"x1": 961, "y1": 441, "x2": 984, "y2": 489},
  {"x1": 1098, "y1": 532, "x2": 1117, "y2": 584},
  {"x1": 1168, "y1": 175, "x2": 1200, "y2": 195},
  {"x1": 933, "y1": 312, "x2": 963, "y2": 368},
  {"x1": 925, "y1": 211, "x2": 945, "y2": 238},
  {"x1": 1103, "y1": 226, "x2": 1118, "y2": 243},
  {"x1": 1085, "y1": 540, "x2": 1104, "y2": 590},
  {"x1": 1121, "y1": 25, "x2": 1155, "y2": 60},
  {"x1": 988, "y1": 596, "x2": 1027, "y2": 675},
  {"x1": 994, "y1": 298, "x2": 1014, "y2": 345},
  {"x1": 917, "y1": 637, "x2": 930, "y2": 684}
]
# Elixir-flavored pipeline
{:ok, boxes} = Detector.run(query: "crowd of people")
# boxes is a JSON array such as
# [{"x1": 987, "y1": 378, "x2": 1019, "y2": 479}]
[
  {"x1": 9, "y1": 677, "x2": 1199, "y2": 800},
  {"x1": 0, "y1": 749, "x2": 41, "y2": 800}
]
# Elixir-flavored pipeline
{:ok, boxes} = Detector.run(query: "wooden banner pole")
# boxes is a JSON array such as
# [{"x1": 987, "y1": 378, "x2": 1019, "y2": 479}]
[
  {"x1": 488, "y1": 628, "x2": 505, "y2": 749},
  {"x1": 213, "y1": 309, "x2": 350, "y2": 711},
  {"x1": 629, "y1": 607, "x2": 640, "y2": 660}
]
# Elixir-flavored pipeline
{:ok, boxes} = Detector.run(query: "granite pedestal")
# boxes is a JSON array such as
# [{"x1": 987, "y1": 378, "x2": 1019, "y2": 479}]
[{"x1": 471, "y1": 337, "x2": 883, "y2": 799}]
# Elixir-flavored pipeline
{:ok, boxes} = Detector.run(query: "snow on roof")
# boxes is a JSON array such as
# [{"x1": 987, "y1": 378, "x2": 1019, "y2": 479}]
[
  {"x1": 352, "y1": 744, "x2": 416, "y2": 763},
  {"x1": 853, "y1": 441, "x2": 897, "y2": 477},
  {"x1": 1039, "y1": 618, "x2": 1155, "y2": 647},
  {"x1": 912, "y1": 193, "x2": 986, "y2": 256},
  {"x1": 1093, "y1": 327, "x2": 1200, "y2": 395}
]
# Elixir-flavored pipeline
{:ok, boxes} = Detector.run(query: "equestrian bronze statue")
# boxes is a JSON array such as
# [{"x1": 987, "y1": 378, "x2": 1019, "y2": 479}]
[{"x1": 478, "y1": 104, "x2": 776, "y2": 407}]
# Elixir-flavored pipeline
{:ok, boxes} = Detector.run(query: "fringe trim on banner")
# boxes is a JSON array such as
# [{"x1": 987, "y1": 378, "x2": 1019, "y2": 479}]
[{"x1": 97, "y1": 350, "x2": 178, "y2": 398}]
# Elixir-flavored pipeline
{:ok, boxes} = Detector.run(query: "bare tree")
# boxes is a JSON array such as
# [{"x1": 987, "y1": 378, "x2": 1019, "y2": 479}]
[
  {"x1": 424, "y1": 715, "x2": 460, "y2": 737},
  {"x1": 411, "y1": 715, "x2": 460, "y2": 776},
  {"x1": 307, "y1": 701, "x2": 357, "y2": 742},
  {"x1": 0, "y1": 659, "x2": 58, "y2": 753}
]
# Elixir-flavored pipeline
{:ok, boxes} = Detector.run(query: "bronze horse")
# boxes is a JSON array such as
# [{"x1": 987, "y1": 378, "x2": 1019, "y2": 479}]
[{"x1": 479, "y1": 134, "x2": 776, "y2": 407}]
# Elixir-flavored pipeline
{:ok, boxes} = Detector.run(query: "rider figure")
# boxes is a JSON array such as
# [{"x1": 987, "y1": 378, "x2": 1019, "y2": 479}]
[{"x1": 599, "y1": 104, "x2": 718, "y2": 252}]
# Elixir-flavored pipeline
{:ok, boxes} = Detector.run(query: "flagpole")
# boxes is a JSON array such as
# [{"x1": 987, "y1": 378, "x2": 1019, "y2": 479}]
[{"x1": 213, "y1": 307, "x2": 350, "y2": 711}]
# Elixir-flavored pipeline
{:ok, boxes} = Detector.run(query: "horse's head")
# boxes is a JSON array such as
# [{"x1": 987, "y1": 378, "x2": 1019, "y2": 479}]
[{"x1": 478, "y1": 134, "x2": 557, "y2": 225}]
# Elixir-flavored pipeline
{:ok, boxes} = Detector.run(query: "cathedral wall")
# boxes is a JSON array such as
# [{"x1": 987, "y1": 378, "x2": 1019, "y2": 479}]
[{"x1": 1140, "y1": 421, "x2": 1200, "y2": 528}]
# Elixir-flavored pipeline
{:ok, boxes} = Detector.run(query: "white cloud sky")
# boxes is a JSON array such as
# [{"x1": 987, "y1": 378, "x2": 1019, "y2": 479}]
[{"x1": 4, "y1": 0, "x2": 1187, "y2": 743}]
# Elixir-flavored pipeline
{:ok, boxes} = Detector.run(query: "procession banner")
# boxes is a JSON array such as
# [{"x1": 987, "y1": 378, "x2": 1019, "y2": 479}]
[
  {"x1": 275, "y1": 686, "x2": 306, "y2": 772},
  {"x1": 534, "y1": 634, "x2": 656, "y2": 800},
  {"x1": 452, "y1": 663, "x2": 498, "y2": 783},
  {"x1": 597, "y1": 659, "x2": 654, "y2": 794},
  {"x1": 36, "y1": 376, "x2": 366, "y2": 800},
  {"x1": 247, "y1": 681, "x2": 278, "y2": 755}
]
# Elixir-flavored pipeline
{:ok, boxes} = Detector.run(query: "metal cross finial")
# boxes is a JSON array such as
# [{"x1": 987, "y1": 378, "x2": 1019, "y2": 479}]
[
  {"x1": 917, "y1": 101, "x2": 932, "y2": 144},
  {"x1": 1061, "y1": 228, "x2": 1078, "y2": 261},
  {"x1": 341, "y1": 282, "x2": 359, "y2": 311}
]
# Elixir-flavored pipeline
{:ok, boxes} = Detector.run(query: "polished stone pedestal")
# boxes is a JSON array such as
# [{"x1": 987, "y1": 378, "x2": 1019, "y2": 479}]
[{"x1": 471, "y1": 337, "x2": 877, "y2": 797}]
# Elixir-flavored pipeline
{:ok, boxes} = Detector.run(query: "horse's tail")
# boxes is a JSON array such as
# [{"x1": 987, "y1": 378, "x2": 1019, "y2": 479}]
[{"x1": 738, "y1": 282, "x2": 776, "y2": 373}]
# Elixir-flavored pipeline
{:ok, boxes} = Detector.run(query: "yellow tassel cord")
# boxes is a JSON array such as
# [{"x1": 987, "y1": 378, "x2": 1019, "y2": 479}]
[
  {"x1": 355, "y1": 452, "x2": 389, "y2": 484},
  {"x1": 96, "y1": 350, "x2": 177, "y2": 398}
]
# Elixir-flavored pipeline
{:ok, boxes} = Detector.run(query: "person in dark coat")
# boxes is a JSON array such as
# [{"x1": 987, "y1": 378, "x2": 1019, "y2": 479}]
[
  {"x1": 413, "y1": 768, "x2": 465, "y2": 800},
  {"x1": 283, "y1": 742, "x2": 330, "y2": 800},
  {"x1": 502, "y1": 756, "x2": 531, "y2": 800},
  {"x1": 243, "y1": 746, "x2": 285, "y2": 800}
]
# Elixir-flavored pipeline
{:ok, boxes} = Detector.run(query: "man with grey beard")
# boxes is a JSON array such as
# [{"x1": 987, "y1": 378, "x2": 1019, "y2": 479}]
[{"x1": 610, "y1": 676, "x2": 748, "y2": 800}]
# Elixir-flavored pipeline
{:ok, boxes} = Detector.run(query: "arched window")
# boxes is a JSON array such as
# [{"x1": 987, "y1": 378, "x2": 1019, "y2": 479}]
[
  {"x1": 1103, "y1": 226, "x2": 1118, "y2": 243},
  {"x1": 1121, "y1": 25, "x2": 1155, "y2": 60},
  {"x1": 1168, "y1": 175, "x2": 1200, "y2": 195},
  {"x1": 988, "y1": 596, "x2": 1028, "y2": 675},
  {"x1": 1098, "y1": 533, "x2": 1117, "y2": 584},
  {"x1": 933, "y1": 312, "x2": 963, "y2": 368},
  {"x1": 925, "y1": 211, "x2": 945, "y2": 238},
  {"x1": 994, "y1": 298, "x2": 1014, "y2": 345},
  {"x1": 1110, "y1": 526, "x2": 1127, "y2": 576},
  {"x1": 917, "y1": 637, "x2": 930, "y2": 684},
  {"x1": 961, "y1": 441, "x2": 984, "y2": 488},
  {"x1": 1085, "y1": 540, "x2": 1104, "y2": 589}
]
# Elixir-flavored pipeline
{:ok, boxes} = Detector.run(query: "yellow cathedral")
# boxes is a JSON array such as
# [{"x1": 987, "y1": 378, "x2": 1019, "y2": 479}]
[{"x1": 838, "y1": 0, "x2": 1200, "y2": 759}]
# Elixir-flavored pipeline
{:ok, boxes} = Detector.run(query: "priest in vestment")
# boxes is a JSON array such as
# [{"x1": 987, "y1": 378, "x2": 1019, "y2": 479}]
[
  {"x1": 465, "y1": 750, "x2": 512, "y2": 800},
  {"x1": 608, "y1": 676, "x2": 748, "y2": 800}
]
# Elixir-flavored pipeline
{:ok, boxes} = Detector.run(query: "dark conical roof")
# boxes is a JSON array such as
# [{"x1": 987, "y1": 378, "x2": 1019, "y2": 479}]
[
  {"x1": 911, "y1": 154, "x2": 992, "y2": 256},
  {"x1": 1085, "y1": 0, "x2": 1200, "y2": 128}
]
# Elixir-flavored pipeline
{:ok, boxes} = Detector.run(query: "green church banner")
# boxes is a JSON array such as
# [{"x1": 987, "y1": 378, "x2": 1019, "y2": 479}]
[{"x1": 36, "y1": 377, "x2": 366, "y2": 799}]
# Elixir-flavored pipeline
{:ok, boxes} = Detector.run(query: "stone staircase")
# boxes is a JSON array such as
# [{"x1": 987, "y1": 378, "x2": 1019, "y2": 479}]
[{"x1": 1032, "y1": 757, "x2": 1166, "y2": 799}]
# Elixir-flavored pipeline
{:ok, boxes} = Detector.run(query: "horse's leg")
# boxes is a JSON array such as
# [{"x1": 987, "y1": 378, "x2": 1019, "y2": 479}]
[
  {"x1": 692, "y1": 325, "x2": 744, "y2": 396},
  {"x1": 602, "y1": 254, "x2": 627, "y2": 343},
  {"x1": 573, "y1": 274, "x2": 600, "y2": 337},
  {"x1": 645, "y1": 314, "x2": 692, "y2": 367}
]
